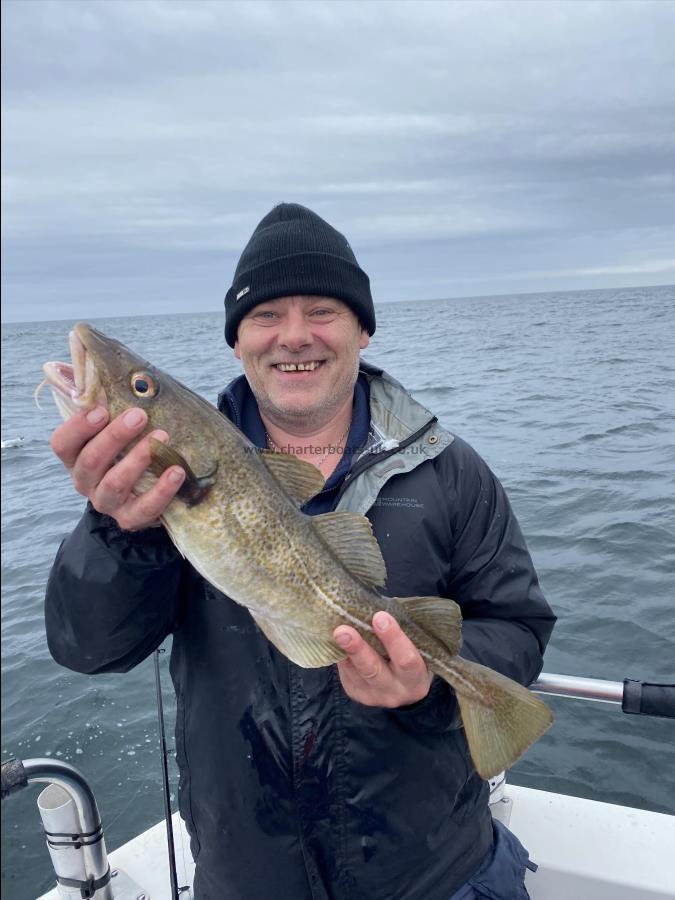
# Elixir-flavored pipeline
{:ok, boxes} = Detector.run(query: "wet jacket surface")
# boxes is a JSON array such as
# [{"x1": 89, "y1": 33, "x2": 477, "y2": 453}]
[{"x1": 45, "y1": 363, "x2": 556, "y2": 900}]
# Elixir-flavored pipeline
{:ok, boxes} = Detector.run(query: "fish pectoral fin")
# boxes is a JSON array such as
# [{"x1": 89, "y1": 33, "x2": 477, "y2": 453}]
[
  {"x1": 250, "y1": 612, "x2": 345, "y2": 669},
  {"x1": 395, "y1": 596, "x2": 462, "y2": 655},
  {"x1": 148, "y1": 437, "x2": 218, "y2": 507},
  {"x1": 434, "y1": 657, "x2": 554, "y2": 779},
  {"x1": 259, "y1": 449, "x2": 326, "y2": 507},
  {"x1": 313, "y1": 512, "x2": 387, "y2": 588}
]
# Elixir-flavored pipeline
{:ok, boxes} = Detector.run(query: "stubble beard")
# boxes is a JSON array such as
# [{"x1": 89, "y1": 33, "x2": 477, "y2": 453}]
[{"x1": 251, "y1": 356, "x2": 360, "y2": 433}]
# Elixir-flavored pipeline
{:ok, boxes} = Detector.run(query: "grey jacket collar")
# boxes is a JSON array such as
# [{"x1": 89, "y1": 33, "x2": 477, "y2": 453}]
[{"x1": 339, "y1": 360, "x2": 454, "y2": 514}]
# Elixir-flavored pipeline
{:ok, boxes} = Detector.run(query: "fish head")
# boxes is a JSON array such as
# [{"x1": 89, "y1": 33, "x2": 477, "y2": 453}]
[
  {"x1": 37, "y1": 323, "x2": 233, "y2": 456},
  {"x1": 38, "y1": 323, "x2": 169, "y2": 421}
]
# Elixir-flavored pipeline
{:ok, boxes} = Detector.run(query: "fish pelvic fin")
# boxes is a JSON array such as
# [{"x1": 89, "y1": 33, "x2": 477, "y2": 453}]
[
  {"x1": 148, "y1": 437, "x2": 218, "y2": 507},
  {"x1": 394, "y1": 595, "x2": 462, "y2": 655},
  {"x1": 431, "y1": 656, "x2": 553, "y2": 779}
]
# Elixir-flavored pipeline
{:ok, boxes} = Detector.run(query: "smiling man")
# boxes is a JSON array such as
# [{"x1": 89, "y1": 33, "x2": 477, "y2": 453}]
[
  {"x1": 45, "y1": 203, "x2": 555, "y2": 900},
  {"x1": 234, "y1": 294, "x2": 369, "y2": 478}
]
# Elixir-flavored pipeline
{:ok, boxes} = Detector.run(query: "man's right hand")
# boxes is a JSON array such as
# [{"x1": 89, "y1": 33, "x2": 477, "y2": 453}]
[{"x1": 50, "y1": 406, "x2": 186, "y2": 531}]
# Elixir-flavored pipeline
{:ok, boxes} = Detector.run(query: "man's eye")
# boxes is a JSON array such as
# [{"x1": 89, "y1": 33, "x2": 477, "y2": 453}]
[
  {"x1": 256, "y1": 311, "x2": 278, "y2": 320},
  {"x1": 310, "y1": 308, "x2": 334, "y2": 317}
]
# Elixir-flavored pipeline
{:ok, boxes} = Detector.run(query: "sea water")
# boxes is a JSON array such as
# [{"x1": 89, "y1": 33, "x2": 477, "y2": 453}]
[{"x1": 2, "y1": 285, "x2": 674, "y2": 898}]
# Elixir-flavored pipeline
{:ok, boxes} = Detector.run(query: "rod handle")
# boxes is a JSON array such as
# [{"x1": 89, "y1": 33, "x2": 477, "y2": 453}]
[
  {"x1": 622, "y1": 680, "x2": 675, "y2": 719},
  {"x1": 1, "y1": 758, "x2": 28, "y2": 800}
]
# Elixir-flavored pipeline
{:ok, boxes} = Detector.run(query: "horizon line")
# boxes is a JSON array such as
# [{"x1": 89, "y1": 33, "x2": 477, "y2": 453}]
[{"x1": 1, "y1": 281, "x2": 673, "y2": 327}]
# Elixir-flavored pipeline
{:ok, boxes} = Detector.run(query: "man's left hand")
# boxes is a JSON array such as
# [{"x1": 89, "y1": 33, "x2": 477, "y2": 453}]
[{"x1": 333, "y1": 611, "x2": 433, "y2": 708}]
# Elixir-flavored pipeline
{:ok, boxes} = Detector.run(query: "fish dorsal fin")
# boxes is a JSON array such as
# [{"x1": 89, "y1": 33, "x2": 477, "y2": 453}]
[
  {"x1": 396, "y1": 596, "x2": 463, "y2": 655},
  {"x1": 259, "y1": 449, "x2": 325, "y2": 507},
  {"x1": 250, "y1": 611, "x2": 345, "y2": 668},
  {"x1": 148, "y1": 437, "x2": 218, "y2": 507},
  {"x1": 313, "y1": 511, "x2": 387, "y2": 589}
]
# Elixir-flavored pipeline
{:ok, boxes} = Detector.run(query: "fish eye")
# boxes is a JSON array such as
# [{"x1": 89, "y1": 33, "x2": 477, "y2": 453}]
[{"x1": 130, "y1": 371, "x2": 158, "y2": 398}]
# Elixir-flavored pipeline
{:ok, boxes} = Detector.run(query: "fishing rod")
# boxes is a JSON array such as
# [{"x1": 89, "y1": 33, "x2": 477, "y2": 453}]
[
  {"x1": 154, "y1": 647, "x2": 188, "y2": 899},
  {"x1": 531, "y1": 672, "x2": 675, "y2": 717}
]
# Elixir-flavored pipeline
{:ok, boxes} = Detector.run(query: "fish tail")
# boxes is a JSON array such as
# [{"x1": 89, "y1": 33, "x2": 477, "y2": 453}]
[{"x1": 431, "y1": 656, "x2": 553, "y2": 779}]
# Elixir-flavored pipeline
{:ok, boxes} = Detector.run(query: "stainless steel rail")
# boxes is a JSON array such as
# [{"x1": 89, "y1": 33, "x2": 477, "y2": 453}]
[
  {"x1": 22, "y1": 758, "x2": 103, "y2": 833},
  {"x1": 531, "y1": 672, "x2": 624, "y2": 704},
  {"x1": 531, "y1": 672, "x2": 675, "y2": 719}
]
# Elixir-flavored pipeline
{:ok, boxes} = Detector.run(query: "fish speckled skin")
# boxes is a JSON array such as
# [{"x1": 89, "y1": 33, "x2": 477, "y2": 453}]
[{"x1": 40, "y1": 323, "x2": 553, "y2": 778}]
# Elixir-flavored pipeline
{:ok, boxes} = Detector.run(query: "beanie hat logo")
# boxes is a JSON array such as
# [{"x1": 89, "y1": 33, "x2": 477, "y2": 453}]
[{"x1": 224, "y1": 202, "x2": 375, "y2": 347}]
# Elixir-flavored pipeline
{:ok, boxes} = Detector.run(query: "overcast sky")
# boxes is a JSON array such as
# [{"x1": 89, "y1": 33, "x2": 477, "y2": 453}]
[{"x1": 2, "y1": 0, "x2": 674, "y2": 323}]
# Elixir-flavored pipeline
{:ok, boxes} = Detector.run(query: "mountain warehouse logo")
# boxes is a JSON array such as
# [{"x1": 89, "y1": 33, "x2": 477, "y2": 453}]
[
  {"x1": 373, "y1": 496, "x2": 424, "y2": 510},
  {"x1": 236, "y1": 286, "x2": 250, "y2": 301}
]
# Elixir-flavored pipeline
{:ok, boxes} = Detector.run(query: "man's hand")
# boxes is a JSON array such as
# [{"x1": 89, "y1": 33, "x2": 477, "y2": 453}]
[
  {"x1": 50, "y1": 406, "x2": 186, "y2": 531},
  {"x1": 334, "y1": 611, "x2": 433, "y2": 708}
]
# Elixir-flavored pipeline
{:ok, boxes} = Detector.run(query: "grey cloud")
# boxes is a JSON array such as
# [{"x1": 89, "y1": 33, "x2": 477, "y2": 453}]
[{"x1": 2, "y1": 0, "x2": 674, "y2": 322}]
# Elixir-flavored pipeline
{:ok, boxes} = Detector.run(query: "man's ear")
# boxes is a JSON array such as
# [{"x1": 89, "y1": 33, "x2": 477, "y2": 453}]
[
  {"x1": 234, "y1": 340, "x2": 241, "y2": 360},
  {"x1": 359, "y1": 328, "x2": 370, "y2": 350}
]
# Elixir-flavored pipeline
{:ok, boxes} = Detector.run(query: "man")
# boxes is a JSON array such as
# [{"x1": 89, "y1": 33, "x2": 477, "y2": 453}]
[{"x1": 46, "y1": 203, "x2": 555, "y2": 900}]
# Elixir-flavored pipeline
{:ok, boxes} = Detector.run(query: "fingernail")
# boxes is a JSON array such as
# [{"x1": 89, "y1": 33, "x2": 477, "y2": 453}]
[
  {"x1": 151, "y1": 430, "x2": 169, "y2": 444},
  {"x1": 123, "y1": 409, "x2": 145, "y2": 428},
  {"x1": 335, "y1": 631, "x2": 352, "y2": 649},
  {"x1": 168, "y1": 468, "x2": 185, "y2": 485},
  {"x1": 374, "y1": 612, "x2": 390, "y2": 632},
  {"x1": 86, "y1": 407, "x2": 107, "y2": 425}
]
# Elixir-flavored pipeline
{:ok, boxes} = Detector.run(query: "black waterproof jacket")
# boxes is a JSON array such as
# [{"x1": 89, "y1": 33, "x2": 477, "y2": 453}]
[{"x1": 45, "y1": 363, "x2": 555, "y2": 900}]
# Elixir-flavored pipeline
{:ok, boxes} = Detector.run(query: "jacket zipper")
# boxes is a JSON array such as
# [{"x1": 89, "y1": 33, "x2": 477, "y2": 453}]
[{"x1": 336, "y1": 416, "x2": 438, "y2": 503}]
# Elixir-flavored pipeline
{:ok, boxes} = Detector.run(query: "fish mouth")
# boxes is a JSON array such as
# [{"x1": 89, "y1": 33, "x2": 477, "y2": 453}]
[{"x1": 35, "y1": 324, "x2": 107, "y2": 418}]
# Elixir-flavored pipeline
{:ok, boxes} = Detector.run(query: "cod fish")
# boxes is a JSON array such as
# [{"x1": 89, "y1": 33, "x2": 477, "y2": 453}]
[{"x1": 38, "y1": 323, "x2": 553, "y2": 779}]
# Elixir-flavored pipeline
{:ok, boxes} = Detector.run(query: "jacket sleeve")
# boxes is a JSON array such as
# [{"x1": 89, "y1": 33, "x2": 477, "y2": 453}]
[
  {"x1": 45, "y1": 503, "x2": 185, "y2": 675},
  {"x1": 442, "y1": 437, "x2": 556, "y2": 686}
]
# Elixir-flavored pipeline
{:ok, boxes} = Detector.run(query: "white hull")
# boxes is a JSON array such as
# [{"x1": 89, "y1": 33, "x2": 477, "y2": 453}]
[
  {"x1": 37, "y1": 784, "x2": 675, "y2": 899},
  {"x1": 503, "y1": 786, "x2": 674, "y2": 899}
]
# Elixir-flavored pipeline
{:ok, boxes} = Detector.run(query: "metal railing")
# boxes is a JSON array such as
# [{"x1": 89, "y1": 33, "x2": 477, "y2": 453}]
[{"x1": 531, "y1": 672, "x2": 675, "y2": 718}]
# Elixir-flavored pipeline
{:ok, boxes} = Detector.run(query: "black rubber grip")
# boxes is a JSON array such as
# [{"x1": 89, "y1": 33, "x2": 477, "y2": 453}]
[
  {"x1": 1, "y1": 758, "x2": 28, "y2": 799},
  {"x1": 623, "y1": 680, "x2": 675, "y2": 719}
]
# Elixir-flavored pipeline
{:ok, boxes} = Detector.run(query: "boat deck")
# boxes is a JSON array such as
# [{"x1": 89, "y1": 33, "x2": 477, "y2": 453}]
[{"x1": 38, "y1": 784, "x2": 675, "y2": 899}]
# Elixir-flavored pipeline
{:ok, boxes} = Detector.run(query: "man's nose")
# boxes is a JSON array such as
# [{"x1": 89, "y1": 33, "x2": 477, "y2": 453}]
[{"x1": 278, "y1": 309, "x2": 312, "y2": 350}]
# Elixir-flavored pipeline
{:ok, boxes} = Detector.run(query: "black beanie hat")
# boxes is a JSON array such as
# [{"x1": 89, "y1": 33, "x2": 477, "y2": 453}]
[{"x1": 224, "y1": 203, "x2": 375, "y2": 347}]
